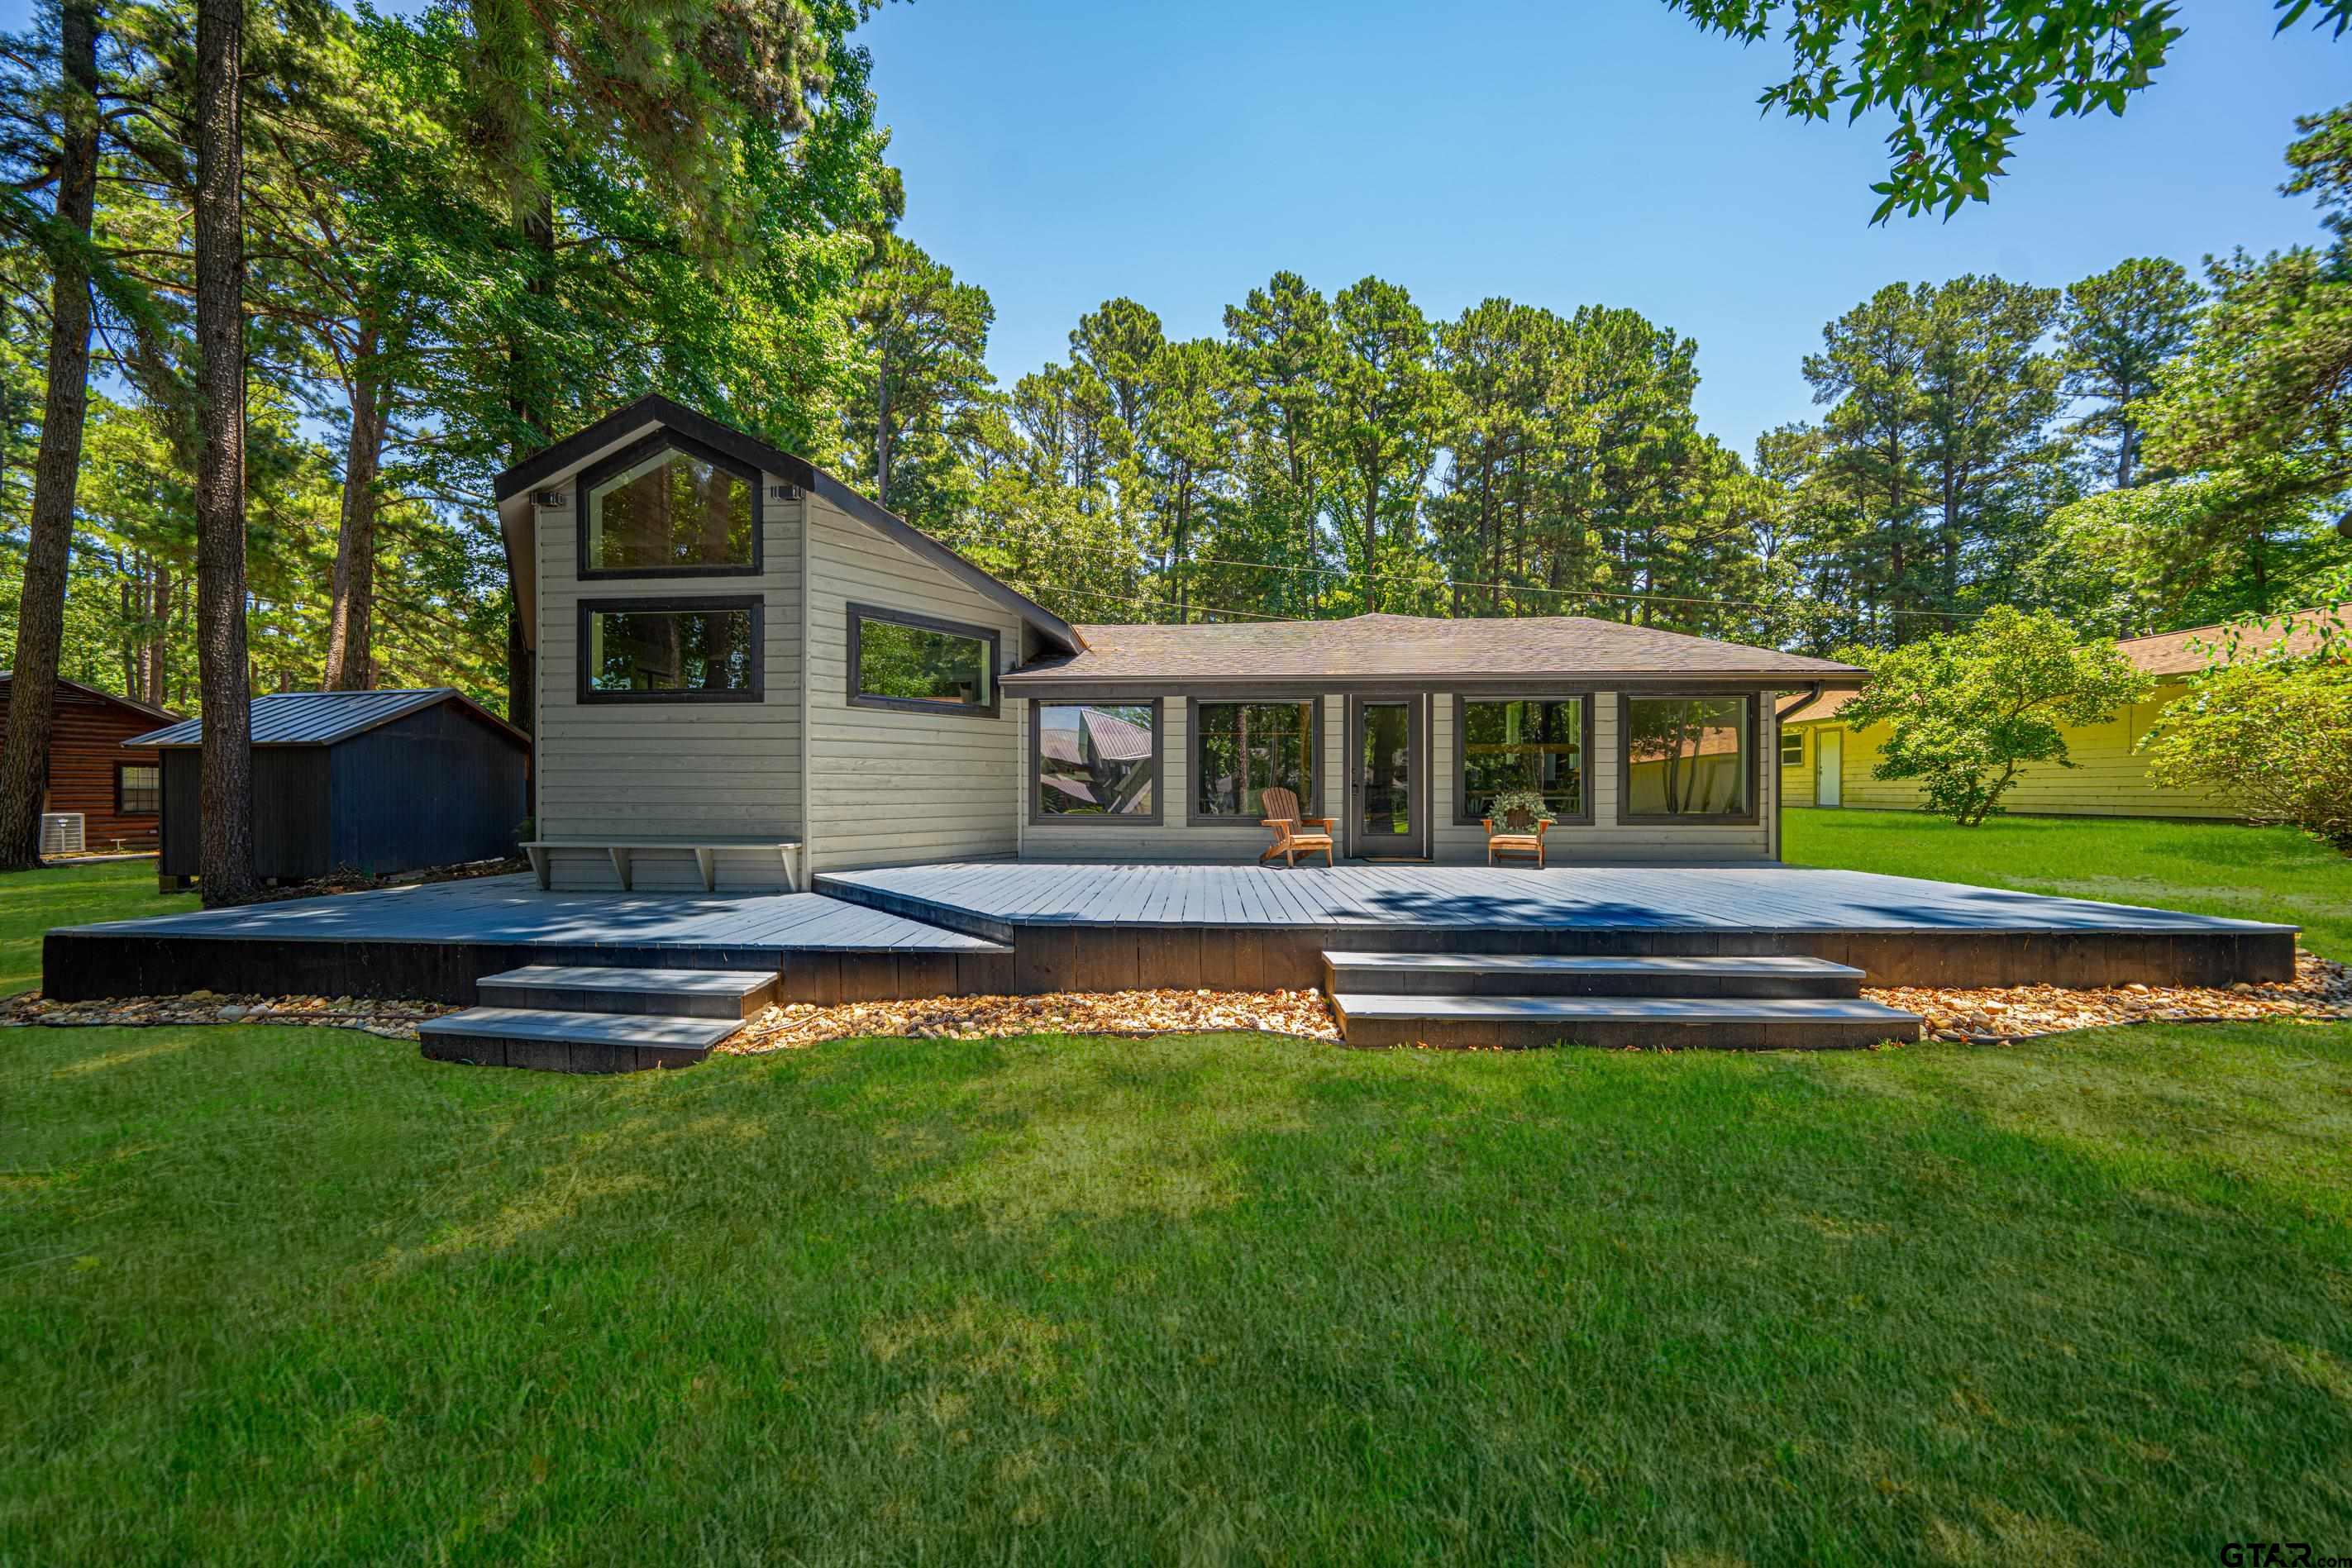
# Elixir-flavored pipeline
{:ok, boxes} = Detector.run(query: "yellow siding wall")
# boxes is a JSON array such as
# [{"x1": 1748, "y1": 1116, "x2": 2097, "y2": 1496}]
[{"x1": 1794, "y1": 683, "x2": 2245, "y2": 818}]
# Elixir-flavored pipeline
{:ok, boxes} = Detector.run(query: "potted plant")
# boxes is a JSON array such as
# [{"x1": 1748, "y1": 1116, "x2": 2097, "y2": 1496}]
[{"x1": 1485, "y1": 789, "x2": 1558, "y2": 833}]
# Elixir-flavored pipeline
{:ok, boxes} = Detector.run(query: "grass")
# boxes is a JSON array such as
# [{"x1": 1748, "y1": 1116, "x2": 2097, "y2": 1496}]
[
  {"x1": 6, "y1": 830, "x2": 2351, "y2": 1556},
  {"x1": 0, "y1": 859, "x2": 190, "y2": 997},
  {"x1": 1786, "y1": 808, "x2": 2352, "y2": 961},
  {"x1": 3, "y1": 1019, "x2": 2350, "y2": 1561}
]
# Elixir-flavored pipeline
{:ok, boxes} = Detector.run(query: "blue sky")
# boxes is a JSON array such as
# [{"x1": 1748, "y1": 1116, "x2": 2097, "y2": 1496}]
[
  {"x1": 4, "y1": 0, "x2": 2340, "y2": 453},
  {"x1": 858, "y1": 0, "x2": 2346, "y2": 453}
]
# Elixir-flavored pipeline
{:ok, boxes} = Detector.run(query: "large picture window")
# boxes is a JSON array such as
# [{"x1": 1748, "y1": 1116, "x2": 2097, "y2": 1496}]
[
  {"x1": 850, "y1": 604, "x2": 999, "y2": 716},
  {"x1": 578, "y1": 598, "x2": 762, "y2": 703},
  {"x1": 577, "y1": 433, "x2": 760, "y2": 577},
  {"x1": 1456, "y1": 697, "x2": 1588, "y2": 823},
  {"x1": 115, "y1": 763, "x2": 160, "y2": 816},
  {"x1": 1621, "y1": 694, "x2": 1753, "y2": 820},
  {"x1": 1033, "y1": 701, "x2": 1159, "y2": 822},
  {"x1": 1191, "y1": 699, "x2": 1318, "y2": 822}
]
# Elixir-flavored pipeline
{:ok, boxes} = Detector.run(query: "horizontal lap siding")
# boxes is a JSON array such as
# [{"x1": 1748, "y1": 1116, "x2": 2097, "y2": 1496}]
[
  {"x1": 532, "y1": 459, "x2": 802, "y2": 889},
  {"x1": 1813, "y1": 684, "x2": 2244, "y2": 820},
  {"x1": 804, "y1": 495, "x2": 1025, "y2": 873},
  {"x1": 2, "y1": 679, "x2": 166, "y2": 851}
]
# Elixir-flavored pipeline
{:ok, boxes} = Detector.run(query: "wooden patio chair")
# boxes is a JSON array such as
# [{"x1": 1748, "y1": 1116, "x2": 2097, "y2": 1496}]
[
  {"x1": 1483, "y1": 807, "x2": 1550, "y2": 869},
  {"x1": 1258, "y1": 786, "x2": 1336, "y2": 869}
]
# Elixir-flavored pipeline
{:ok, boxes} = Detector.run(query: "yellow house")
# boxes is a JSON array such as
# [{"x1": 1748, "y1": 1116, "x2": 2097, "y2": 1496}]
[{"x1": 1778, "y1": 605, "x2": 2344, "y2": 820}]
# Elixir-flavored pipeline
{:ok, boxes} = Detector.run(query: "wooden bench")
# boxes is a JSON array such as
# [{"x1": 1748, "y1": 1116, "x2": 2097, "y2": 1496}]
[{"x1": 521, "y1": 838, "x2": 803, "y2": 894}]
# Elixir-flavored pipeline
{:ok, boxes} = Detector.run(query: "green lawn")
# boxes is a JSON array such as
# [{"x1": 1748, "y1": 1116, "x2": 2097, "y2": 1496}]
[
  {"x1": 3, "y1": 1018, "x2": 2350, "y2": 1561},
  {"x1": 0, "y1": 859, "x2": 190, "y2": 997},
  {"x1": 7, "y1": 836, "x2": 2352, "y2": 1557},
  {"x1": 1787, "y1": 808, "x2": 2352, "y2": 960}
]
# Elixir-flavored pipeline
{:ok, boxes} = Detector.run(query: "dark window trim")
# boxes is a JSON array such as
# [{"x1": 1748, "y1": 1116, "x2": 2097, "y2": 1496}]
[
  {"x1": 574, "y1": 429, "x2": 765, "y2": 581},
  {"x1": 575, "y1": 595, "x2": 766, "y2": 704},
  {"x1": 1028, "y1": 697, "x2": 1165, "y2": 827},
  {"x1": 1451, "y1": 693, "x2": 1596, "y2": 827},
  {"x1": 1184, "y1": 695, "x2": 1326, "y2": 827},
  {"x1": 847, "y1": 602, "x2": 1003, "y2": 719},
  {"x1": 1616, "y1": 691, "x2": 1761, "y2": 826},
  {"x1": 114, "y1": 760, "x2": 160, "y2": 817}
]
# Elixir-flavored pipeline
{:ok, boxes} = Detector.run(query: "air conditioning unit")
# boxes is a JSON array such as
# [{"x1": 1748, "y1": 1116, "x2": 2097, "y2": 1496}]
[{"x1": 41, "y1": 813, "x2": 86, "y2": 856}]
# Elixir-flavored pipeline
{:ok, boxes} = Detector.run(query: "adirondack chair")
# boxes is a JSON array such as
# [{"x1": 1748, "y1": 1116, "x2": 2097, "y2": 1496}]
[
  {"x1": 1258, "y1": 786, "x2": 1336, "y2": 868},
  {"x1": 1483, "y1": 806, "x2": 1551, "y2": 868}
]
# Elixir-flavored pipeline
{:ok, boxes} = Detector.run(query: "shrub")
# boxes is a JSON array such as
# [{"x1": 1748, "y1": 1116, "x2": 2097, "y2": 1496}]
[
  {"x1": 2144, "y1": 653, "x2": 2352, "y2": 853},
  {"x1": 1837, "y1": 606, "x2": 2154, "y2": 827}
]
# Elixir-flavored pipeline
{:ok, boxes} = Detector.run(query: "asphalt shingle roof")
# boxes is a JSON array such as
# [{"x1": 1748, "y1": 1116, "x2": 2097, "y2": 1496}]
[{"x1": 1000, "y1": 613, "x2": 1865, "y2": 686}]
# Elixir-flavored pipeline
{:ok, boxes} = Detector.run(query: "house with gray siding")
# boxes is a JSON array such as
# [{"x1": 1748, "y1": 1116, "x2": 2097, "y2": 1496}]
[{"x1": 493, "y1": 396, "x2": 1863, "y2": 891}]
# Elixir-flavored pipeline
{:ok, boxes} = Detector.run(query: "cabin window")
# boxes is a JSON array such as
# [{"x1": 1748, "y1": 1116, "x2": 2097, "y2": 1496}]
[
  {"x1": 115, "y1": 763, "x2": 160, "y2": 816},
  {"x1": 1621, "y1": 695, "x2": 1753, "y2": 819},
  {"x1": 849, "y1": 604, "x2": 999, "y2": 717},
  {"x1": 578, "y1": 598, "x2": 762, "y2": 703},
  {"x1": 1779, "y1": 728, "x2": 1805, "y2": 767},
  {"x1": 1456, "y1": 697, "x2": 1589, "y2": 823},
  {"x1": 1192, "y1": 700, "x2": 1318, "y2": 822},
  {"x1": 576, "y1": 433, "x2": 760, "y2": 576},
  {"x1": 1033, "y1": 701, "x2": 1160, "y2": 822}
]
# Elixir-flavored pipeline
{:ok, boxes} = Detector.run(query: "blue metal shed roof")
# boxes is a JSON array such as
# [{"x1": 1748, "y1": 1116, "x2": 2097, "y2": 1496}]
[{"x1": 125, "y1": 689, "x2": 522, "y2": 749}]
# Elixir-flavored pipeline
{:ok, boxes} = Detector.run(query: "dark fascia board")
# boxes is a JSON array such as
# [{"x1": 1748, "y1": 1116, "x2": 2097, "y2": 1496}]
[
  {"x1": 494, "y1": 393, "x2": 1084, "y2": 655},
  {"x1": 1, "y1": 670, "x2": 181, "y2": 726},
  {"x1": 126, "y1": 689, "x2": 531, "y2": 751},
  {"x1": 1000, "y1": 673, "x2": 1865, "y2": 699}
]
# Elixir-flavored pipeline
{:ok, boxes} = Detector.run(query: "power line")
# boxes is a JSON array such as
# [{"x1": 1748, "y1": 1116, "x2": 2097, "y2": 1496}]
[{"x1": 1029, "y1": 539, "x2": 1981, "y2": 622}]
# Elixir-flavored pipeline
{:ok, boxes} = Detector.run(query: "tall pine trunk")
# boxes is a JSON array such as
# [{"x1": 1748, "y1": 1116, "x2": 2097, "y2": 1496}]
[
  {"x1": 0, "y1": 0, "x2": 101, "y2": 870},
  {"x1": 503, "y1": 193, "x2": 555, "y2": 746},
  {"x1": 193, "y1": 0, "x2": 257, "y2": 905},
  {"x1": 325, "y1": 326, "x2": 384, "y2": 690}
]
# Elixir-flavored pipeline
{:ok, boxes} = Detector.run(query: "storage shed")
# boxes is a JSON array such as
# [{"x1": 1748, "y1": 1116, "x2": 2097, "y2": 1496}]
[{"x1": 128, "y1": 689, "x2": 530, "y2": 888}]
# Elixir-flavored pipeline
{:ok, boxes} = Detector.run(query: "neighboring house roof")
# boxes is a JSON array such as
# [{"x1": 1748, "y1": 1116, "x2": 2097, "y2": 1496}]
[
  {"x1": 491, "y1": 393, "x2": 1083, "y2": 657},
  {"x1": 1779, "y1": 601, "x2": 2350, "y2": 726},
  {"x1": 0, "y1": 671, "x2": 179, "y2": 725},
  {"x1": 1002, "y1": 613, "x2": 1867, "y2": 687},
  {"x1": 126, "y1": 689, "x2": 528, "y2": 750}
]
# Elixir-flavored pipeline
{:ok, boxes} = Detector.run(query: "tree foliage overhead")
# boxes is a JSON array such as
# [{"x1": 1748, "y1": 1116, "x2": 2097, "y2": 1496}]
[{"x1": 1665, "y1": 0, "x2": 2345, "y2": 220}]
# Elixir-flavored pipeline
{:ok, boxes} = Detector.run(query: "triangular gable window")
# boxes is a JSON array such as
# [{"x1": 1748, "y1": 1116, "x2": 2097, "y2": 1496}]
[{"x1": 576, "y1": 428, "x2": 762, "y2": 578}]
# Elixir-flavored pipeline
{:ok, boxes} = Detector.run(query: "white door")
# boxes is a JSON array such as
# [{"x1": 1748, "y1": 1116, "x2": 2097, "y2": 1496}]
[{"x1": 1816, "y1": 728, "x2": 1844, "y2": 808}]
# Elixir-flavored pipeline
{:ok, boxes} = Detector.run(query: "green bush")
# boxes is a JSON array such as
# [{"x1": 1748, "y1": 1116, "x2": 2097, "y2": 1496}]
[
  {"x1": 2144, "y1": 653, "x2": 2352, "y2": 853},
  {"x1": 1837, "y1": 606, "x2": 2154, "y2": 826}
]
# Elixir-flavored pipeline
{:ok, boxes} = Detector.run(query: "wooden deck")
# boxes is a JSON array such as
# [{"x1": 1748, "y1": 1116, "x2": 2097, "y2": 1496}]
[
  {"x1": 814, "y1": 862, "x2": 2298, "y2": 989},
  {"x1": 44, "y1": 873, "x2": 1011, "y2": 1005},
  {"x1": 42, "y1": 861, "x2": 2300, "y2": 1005}
]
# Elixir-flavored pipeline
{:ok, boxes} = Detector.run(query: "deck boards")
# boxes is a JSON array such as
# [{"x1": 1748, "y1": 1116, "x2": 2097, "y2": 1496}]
[
  {"x1": 58, "y1": 872, "x2": 1008, "y2": 956},
  {"x1": 817, "y1": 861, "x2": 2296, "y2": 937}
]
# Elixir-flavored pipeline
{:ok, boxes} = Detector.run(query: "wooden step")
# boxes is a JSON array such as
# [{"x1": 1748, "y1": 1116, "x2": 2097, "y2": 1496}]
[
  {"x1": 1320, "y1": 951, "x2": 1864, "y2": 998},
  {"x1": 1329, "y1": 994, "x2": 1921, "y2": 1051},
  {"x1": 419, "y1": 1008, "x2": 743, "y2": 1073},
  {"x1": 475, "y1": 964, "x2": 779, "y2": 1019}
]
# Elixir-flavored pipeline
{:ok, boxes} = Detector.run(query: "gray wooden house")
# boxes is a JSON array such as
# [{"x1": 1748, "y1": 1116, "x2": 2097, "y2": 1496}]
[{"x1": 492, "y1": 395, "x2": 1863, "y2": 891}]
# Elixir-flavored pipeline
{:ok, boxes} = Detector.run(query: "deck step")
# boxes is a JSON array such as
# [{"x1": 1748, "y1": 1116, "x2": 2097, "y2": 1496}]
[
  {"x1": 475, "y1": 964, "x2": 780, "y2": 1019},
  {"x1": 1320, "y1": 951, "x2": 1864, "y2": 998},
  {"x1": 1329, "y1": 994, "x2": 1921, "y2": 1051},
  {"x1": 419, "y1": 1007, "x2": 743, "y2": 1073}
]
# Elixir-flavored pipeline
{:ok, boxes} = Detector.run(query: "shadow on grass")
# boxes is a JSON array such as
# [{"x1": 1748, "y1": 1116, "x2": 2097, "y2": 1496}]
[{"x1": 3, "y1": 1022, "x2": 2350, "y2": 1562}]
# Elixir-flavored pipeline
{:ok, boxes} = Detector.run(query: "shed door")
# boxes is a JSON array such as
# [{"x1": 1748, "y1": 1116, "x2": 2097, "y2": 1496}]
[{"x1": 1816, "y1": 728, "x2": 1843, "y2": 808}]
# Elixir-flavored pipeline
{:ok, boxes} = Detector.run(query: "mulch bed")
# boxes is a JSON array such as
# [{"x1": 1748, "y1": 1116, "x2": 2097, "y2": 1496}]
[
  {"x1": 7, "y1": 952, "x2": 2346, "y2": 1051},
  {"x1": 720, "y1": 989, "x2": 1344, "y2": 1053},
  {"x1": 1866, "y1": 949, "x2": 2352, "y2": 1043}
]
